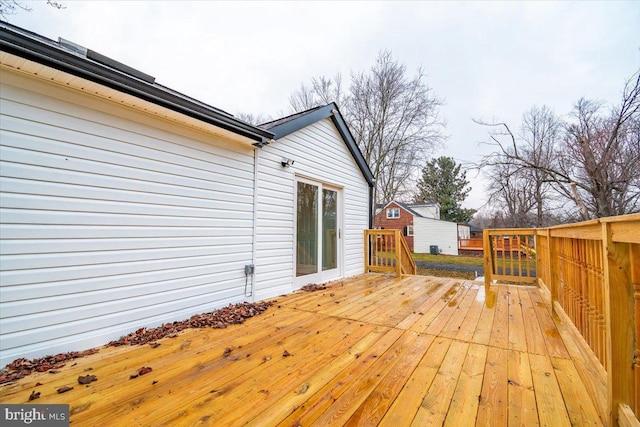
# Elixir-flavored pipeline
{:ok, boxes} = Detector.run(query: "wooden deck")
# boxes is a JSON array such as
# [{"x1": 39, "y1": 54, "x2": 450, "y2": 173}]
[{"x1": 0, "y1": 274, "x2": 605, "y2": 426}]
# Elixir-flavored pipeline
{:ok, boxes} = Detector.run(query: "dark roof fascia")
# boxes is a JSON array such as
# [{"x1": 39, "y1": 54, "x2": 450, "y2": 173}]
[
  {"x1": 264, "y1": 104, "x2": 330, "y2": 139},
  {"x1": 0, "y1": 23, "x2": 273, "y2": 145},
  {"x1": 260, "y1": 105, "x2": 324, "y2": 131},
  {"x1": 267, "y1": 103, "x2": 374, "y2": 187},
  {"x1": 397, "y1": 202, "x2": 423, "y2": 217},
  {"x1": 330, "y1": 108, "x2": 375, "y2": 187}
]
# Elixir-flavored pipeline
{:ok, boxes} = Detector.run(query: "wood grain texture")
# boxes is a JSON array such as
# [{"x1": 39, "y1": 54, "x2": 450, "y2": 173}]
[{"x1": 0, "y1": 275, "x2": 605, "y2": 426}]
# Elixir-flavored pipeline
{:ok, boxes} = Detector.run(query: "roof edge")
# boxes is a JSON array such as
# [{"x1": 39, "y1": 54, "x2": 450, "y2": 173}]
[
  {"x1": 267, "y1": 103, "x2": 374, "y2": 187},
  {"x1": 0, "y1": 22, "x2": 273, "y2": 144}
]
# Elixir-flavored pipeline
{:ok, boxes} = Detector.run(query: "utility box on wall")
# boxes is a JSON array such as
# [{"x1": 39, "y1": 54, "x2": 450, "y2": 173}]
[{"x1": 430, "y1": 245, "x2": 439, "y2": 255}]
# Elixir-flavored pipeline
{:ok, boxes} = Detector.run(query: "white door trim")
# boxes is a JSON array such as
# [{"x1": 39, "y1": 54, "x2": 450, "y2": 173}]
[{"x1": 293, "y1": 176, "x2": 343, "y2": 288}]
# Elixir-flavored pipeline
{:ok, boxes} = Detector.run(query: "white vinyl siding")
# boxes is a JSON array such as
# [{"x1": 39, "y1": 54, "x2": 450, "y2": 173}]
[
  {"x1": 0, "y1": 71, "x2": 256, "y2": 366},
  {"x1": 413, "y1": 217, "x2": 460, "y2": 256},
  {"x1": 255, "y1": 119, "x2": 369, "y2": 299}
]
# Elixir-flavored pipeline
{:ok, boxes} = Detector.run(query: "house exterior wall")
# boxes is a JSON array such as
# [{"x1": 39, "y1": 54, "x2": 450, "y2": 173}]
[
  {"x1": 408, "y1": 204, "x2": 439, "y2": 220},
  {"x1": 413, "y1": 217, "x2": 459, "y2": 255},
  {"x1": 373, "y1": 202, "x2": 415, "y2": 251},
  {"x1": 255, "y1": 119, "x2": 370, "y2": 299},
  {"x1": 0, "y1": 69, "x2": 258, "y2": 366}
]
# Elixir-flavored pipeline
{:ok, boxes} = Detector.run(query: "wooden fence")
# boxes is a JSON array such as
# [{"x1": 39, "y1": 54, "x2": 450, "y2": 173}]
[
  {"x1": 458, "y1": 238, "x2": 484, "y2": 251},
  {"x1": 483, "y1": 213, "x2": 640, "y2": 426},
  {"x1": 364, "y1": 229, "x2": 416, "y2": 276}
]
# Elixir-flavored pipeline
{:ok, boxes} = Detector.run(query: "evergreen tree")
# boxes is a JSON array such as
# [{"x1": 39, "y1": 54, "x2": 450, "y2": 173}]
[{"x1": 416, "y1": 156, "x2": 476, "y2": 223}]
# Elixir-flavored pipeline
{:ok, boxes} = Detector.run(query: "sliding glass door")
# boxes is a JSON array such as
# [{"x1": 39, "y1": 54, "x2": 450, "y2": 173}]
[{"x1": 295, "y1": 178, "x2": 341, "y2": 285}]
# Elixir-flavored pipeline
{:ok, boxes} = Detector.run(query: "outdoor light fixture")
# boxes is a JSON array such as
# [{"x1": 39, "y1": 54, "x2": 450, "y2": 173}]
[{"x1": 281, "y1": 158, "x2": 294, "y2": 168}]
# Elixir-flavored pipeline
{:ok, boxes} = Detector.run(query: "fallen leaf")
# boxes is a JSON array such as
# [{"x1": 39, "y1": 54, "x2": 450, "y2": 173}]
[
  {"x1": 301, "y1": 284, "x2": 327, "y2": 292},
  {"x1": 29, "y1": 390, "x2": 41, "y2": 401},
  {"x1": 282, "y1": 350, "x2": 291, "y2": 358},
  {"x1": 149, "y1": 343, "x2": 161, "y2": 349},
  {"x1": 223, "y1": 348, "x2": 233, "y2": 358},
  {"x1": 78, "y1": 375, "x2": 97, "y2": 385},
  {"x1": 57, "y1": 386, "x2": 73, "y2": 394},
  {"x1": 138, "y1": 367, "x2": 153, "y2": 376}
]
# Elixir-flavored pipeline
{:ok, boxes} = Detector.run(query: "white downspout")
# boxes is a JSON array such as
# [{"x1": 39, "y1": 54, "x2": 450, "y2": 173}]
[{"x1": 250, "y1": 146, "x2": 260, "y2": 301}]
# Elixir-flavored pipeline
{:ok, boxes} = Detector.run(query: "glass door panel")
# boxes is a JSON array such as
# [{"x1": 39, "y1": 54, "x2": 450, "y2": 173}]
[
  {"x1": 296, "y1": 182, "x2": 318, "y2": 277},
  {"x1": 322, "y1": 188, "x2": 337, "y2": 271}
]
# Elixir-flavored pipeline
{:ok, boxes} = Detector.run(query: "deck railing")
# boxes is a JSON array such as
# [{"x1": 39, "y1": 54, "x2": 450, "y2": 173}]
[
  {"x1": 458, "y1": 238, "x2": 484, "y2": 251},
  {"x1": 483, "y1": 213, "x2": 640, "y2": 426},
  {"x1": 364, "y1": 229, "x2": 416, "y2": 276},
  {"x1": 483, "y1": 229, "x2": 537, "y2": 285}
]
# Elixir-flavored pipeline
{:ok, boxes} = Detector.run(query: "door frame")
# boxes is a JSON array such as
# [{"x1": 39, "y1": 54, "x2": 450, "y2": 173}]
[{"x1": 293, "y1": 175, "x2": 343, "y2": 288}]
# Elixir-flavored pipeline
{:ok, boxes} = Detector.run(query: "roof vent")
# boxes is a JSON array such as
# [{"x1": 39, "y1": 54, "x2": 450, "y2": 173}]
[
  {"x1": 58, "y1": 37, "x2": 155, "y2": 84},
  {"x1": 58, "y1": 37, "x2": 87, "y2": 56}
]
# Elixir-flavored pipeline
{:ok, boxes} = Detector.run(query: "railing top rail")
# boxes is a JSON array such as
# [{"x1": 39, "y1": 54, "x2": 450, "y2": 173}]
[
  {"x1": 365, "y1": 229, "x2": 398, "y2": 235},
  {"x1": 485, "y1": 228, "x2": 536, "y2": 235},
  {"x1": 543, "y1": 212, "x2": 640, "y2": 230}
]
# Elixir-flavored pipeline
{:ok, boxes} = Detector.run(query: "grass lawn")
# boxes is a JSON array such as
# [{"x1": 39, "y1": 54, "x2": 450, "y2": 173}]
[
  {"x1": 416, "y1": 267, "x2": 477, "y2": 280},
  {"x1": 411, "y1": 253, "x2": 483, "y2": 266}
]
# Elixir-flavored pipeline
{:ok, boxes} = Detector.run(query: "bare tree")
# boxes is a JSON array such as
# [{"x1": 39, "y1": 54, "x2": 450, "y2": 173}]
[
  {"x1": 235, "y1": 112, "x2": 272, "y2": 126},
  {"x1": 559, "y1": 95, "x2": 640, "y2": 218},
  {"x1": 485, "y1": 160, "x2": 537, "y2": 227},
  {"x1": 288, "y1": 51, "x2": 445, "y2": 207},
  {"x1": 288, "y1": 74, "x2": 346, "y2": 112},
  {"x1": 478, "y1": 70, "x2": 640, "y2": 221},
  {"x1": 348, "y1": 51, "x2": 445, "y2": 205},
  {"x1": 0, "y1": 0, "x2": 64, "y2": 20},
  {"x1": 0, "y1": 0, "x2": 30, "y2": 18},
  {"x1": 481, "y1": 106, "x2": 561, "y2": 226}
]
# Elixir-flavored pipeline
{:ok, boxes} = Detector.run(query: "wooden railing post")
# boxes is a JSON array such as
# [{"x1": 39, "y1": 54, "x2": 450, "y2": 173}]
[
  {"x1": 483, "y1": 229, "x2": 492, "y2": 288},
  {"x1": 547, "y1": 229, "x2": 558, "y2": 315},
  {"x1": 602, "y1": 221, "x2": 634, "y2": 426},
  {"x1": 364, "y1": 230, "x2": 370, "y2": 273},
  {"x1": 395, "y1": 229, "x2": 402, "y2": 277}
]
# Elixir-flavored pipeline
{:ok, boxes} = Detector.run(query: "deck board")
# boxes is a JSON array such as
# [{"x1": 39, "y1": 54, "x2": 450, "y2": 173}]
[{"x1": 0, "y1": 274, "x2": 604, "y2": 426}]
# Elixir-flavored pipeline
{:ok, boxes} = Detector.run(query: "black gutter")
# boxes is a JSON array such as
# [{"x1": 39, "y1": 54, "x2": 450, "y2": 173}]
[{"x1": 0, "y1": 23, "x2": 273, "y2": 144}]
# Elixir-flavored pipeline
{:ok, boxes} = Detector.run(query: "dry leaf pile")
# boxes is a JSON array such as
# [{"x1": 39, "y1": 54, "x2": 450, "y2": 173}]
[
  {"x1": 107, "y1": 301, "x2": 272, "y2": 346},
  {"x1": 301, "y1": 283, "x2": 327, "y2": 292},
  {"x1": 0, "y1": 301, "x2": 272, "y2": 385},
  {"x1": 0, "y1": 349, "x2": 99, "y2": 385}
]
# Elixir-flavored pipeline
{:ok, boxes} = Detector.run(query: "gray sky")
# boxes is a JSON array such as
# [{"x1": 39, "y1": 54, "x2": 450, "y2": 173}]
[{"x1": 7, "y1": 1, "x2": 640, "y2": 210}]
